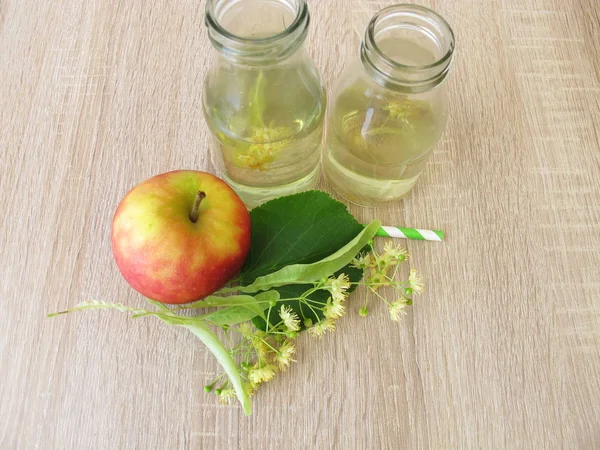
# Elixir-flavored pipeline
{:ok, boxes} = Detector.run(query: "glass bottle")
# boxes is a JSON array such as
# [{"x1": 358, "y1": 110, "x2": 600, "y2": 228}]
[
  {"x1": 324, "y1": 5, "x2": 455, "y2": 206},
  {"x1": 203, "y1": 0, "x2": 326, "y2": 208}
]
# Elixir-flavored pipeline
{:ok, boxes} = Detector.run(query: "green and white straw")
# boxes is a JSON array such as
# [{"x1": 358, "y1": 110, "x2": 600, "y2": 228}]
[{"x1": 376, "y1": 226, "x2": 444, "y2": 242}]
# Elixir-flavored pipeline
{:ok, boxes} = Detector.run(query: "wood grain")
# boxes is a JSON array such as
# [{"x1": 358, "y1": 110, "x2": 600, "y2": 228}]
[{"x1": 1, "y1": 0, "x2": 599, "y2": 448}]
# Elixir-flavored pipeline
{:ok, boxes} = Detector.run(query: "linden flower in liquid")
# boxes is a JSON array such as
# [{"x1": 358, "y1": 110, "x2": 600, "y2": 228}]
[
  {"x1": 234, "y1": 126, "x2": 294, "y2": 171},
  {"x1": 383, "y1": 98, "x2": 432, "y2": 127}
]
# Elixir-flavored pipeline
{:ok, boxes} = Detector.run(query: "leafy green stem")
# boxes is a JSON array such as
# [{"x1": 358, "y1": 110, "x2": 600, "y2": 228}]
[
  {"x1": 299, "y1": 298, "x2": 321, "y2": 320},
  {"x1": 182, "y1": 319, "x2": 252, "y2": 416}
]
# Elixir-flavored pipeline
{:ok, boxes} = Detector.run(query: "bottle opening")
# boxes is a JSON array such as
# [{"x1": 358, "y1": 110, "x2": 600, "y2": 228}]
[
  {"x1": 362, "y1": 5, "x2": 455, "y2": 91},
  {"x1": 205, "y1": 0, "x2": 309, "y2": 63},
  {"x1": 207, "y1": 0, "x2": 301, "y2": 41}
]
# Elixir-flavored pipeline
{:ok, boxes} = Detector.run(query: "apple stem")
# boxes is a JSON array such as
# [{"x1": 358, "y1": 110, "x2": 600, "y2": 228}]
[{"x1": 189, "y1": 191, "x2": 206, "y2": 223}]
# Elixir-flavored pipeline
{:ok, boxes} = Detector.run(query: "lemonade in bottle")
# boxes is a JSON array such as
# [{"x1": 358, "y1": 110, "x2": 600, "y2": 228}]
[{"x1": 324, "y1": 5, "x2": 455, "y2": 205}]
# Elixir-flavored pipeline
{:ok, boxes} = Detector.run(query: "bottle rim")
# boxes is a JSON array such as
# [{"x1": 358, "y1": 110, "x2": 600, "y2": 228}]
[
  {"x1": 361, "y1": 4, "x2": 455, "y2": 91},
  {"x1": 205, "y1": 0, "x2": 309, "y2": 62}
]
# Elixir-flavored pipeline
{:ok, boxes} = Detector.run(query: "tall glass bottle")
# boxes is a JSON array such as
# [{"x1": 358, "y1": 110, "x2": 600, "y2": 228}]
[
  {"x1": 203, "y1": 0, "x2": 325, "y2": 208},
  {"x1": 324, "y1": 5, "x2": 455, "y2": 206}
]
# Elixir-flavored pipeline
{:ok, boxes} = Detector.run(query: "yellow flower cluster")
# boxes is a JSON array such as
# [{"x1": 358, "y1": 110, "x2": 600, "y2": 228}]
[
  {"x1": 383, "y1": 98, "x2": 431, "y2": 128},
  {"x1": 388, "y1": 300, "x2": 409, "y2": 322},
  {"x1": 274, "y1": 341, "x2": 296, "y2": 370},
  {"x1": 207, "y1": 319, "x2": 298, "y2": 404},
  {"x1": 351, "y1": 242, "x2": 422, "y2": 322},
  {"x1": 307, "y1": 273, "x2": 350, "y2": 338},
  {"x1": 240, "y1": 318, "x2": 298, "y2": 395},
  {"x1": 248, "y1": 363, "x2": 277, "y2": 384},
  {"x1": 279, "y1": 304, "x2": 301, "y2": 332},
  {"x1": 352, "y1": 242, "x2": 410, "y2": 288},
  {"x1": 234, "y1": 126, "x2": 294, "y2": 171},
  {"x1": 208, "y1": 241, "x2": 424, "y2": 406}
]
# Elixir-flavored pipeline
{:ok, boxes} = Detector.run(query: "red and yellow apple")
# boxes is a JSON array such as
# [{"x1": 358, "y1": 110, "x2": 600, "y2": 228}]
[{"x1": 111, "y1": 170, "x2": 251, "y2": 304}]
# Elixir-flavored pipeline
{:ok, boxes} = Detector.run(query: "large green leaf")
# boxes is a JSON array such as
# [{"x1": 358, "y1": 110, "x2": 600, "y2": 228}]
[
  {"x1": 240, "y1": 191, "x2": 365, "y2": 284},
  {"x1": 228, "y1": 221, "x2": 379, "y2": 294}
]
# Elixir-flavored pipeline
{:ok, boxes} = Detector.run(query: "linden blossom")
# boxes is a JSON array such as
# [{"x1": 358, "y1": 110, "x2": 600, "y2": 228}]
[
  {"x1": 233, "y1": 126, "x2": 295, "y2": 171},
  {"x1": 49, "y1": 190, "x2": 425, "y2": 415}
]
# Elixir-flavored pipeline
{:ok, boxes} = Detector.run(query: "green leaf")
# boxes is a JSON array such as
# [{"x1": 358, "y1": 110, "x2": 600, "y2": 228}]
[
  {"x1": 240, "y1": 190, "x2": 365, "y2": 284},
  {"x1": 202, "y1": 291, "x2": 278, "y2": 326},
  {"x1": 227, "y1": 220, "x2": 380, "y2": 294}
]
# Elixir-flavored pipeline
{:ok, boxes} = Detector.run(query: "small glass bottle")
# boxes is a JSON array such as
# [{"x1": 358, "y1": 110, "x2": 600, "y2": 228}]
[
  {"x1": 203, "y1": 0, "x2": 326, "y2": 208},
  {"x1": 324, "y1": 5, "x2": 455, "y2": 206}
]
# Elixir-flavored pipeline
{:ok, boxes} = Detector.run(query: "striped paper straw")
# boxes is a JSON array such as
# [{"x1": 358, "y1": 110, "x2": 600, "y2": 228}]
[{"x1": 376, "y1": 226, "x2": 444, "y2": 242}]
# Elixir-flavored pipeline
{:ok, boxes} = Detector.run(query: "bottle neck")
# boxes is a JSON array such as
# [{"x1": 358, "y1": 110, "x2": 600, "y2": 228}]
[
  {"x1": 205, "y1": 0, "x2": 310, "y2": 66},
  {"x1": 360, "y1": 5, "x2": 455, "y2": 94}
]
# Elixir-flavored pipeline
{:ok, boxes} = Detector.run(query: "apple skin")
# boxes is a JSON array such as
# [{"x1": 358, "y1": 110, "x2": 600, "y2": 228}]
[{"x1": 111, "y1": 170, "x2": 251, "y2": 304}]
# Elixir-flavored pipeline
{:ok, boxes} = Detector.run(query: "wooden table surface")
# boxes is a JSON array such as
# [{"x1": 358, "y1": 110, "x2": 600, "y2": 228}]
[{"x1": 2, "y1": 0, "x2": 600, "y2": 448}]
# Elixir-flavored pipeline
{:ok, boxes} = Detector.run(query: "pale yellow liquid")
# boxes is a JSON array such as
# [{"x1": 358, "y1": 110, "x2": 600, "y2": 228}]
[
  {"x1": 205, "y1": 64, "x2": 325, "y2": 208},
  {"x1": 324, "y1": 38, "x2": 447, "y2": 205}
]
